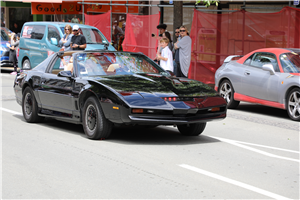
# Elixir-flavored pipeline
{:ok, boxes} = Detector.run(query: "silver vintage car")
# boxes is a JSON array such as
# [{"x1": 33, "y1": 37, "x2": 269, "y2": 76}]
[{"x1": 215, "y1": 48, "x2": 300, "y2": 121}]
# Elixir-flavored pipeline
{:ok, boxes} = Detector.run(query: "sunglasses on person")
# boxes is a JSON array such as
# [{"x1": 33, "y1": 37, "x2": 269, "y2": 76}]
[
  {"x1": 175, "y1": 31, "x2": 180, "y2": 33},
  {"x1": 65, "y1": 28, "x2": 69, "y2": 30},
  {"x1": 180, "y1": 30, "x2": 186, "y2": 32},
  {"x1": 73, "y1": 30, "x2": 78, "y2": 32}
]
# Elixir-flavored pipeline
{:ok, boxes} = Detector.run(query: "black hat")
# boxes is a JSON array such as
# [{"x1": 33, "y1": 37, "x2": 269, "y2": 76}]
[{"x1": 157, "y1": 24, "x2": 167, "y2": 29}]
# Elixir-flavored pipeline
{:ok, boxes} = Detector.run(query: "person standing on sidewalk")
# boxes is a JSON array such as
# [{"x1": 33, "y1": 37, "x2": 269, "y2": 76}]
[
  {"x1": 174, "y1": 26, "x2": 191, "y2": 78},
  {"x1": 9, "y1": 33, "x2": 20, "y2": 75},
  {"x1": 157, "y1": 38, "x2": 173, "y2": 72},
  {"x1": 153, "y1": 24, "x2": 167, "y2": 64},
  {"x1": 59, "y1": 24, "x2": 73, "y2": 51},
  {"x1": 173, "y1": 27, "x2": 181, "y2": 76},
  {"x1": 70, "y1": 25, "x2": 86, "y2": 50}
]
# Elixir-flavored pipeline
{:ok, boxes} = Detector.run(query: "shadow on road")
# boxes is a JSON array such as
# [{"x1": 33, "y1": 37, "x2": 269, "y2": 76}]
[
  {"x1": 232, "y1": 103, "x2": 289, "y2": 120},
  {"x1": 13, "y1": 116, "x2": 220, "y2": 145},
  {"x1": 107, "y1": 126, "x2": 219, "y2": 145}
]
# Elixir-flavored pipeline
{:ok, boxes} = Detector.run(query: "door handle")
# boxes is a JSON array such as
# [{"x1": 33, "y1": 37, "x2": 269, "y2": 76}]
[{"x1": 245, "y1": 71, "x2": 250, "y2": 75}]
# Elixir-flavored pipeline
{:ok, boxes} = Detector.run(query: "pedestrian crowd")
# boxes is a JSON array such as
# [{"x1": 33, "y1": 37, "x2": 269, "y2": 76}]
[
  {"x1": 5, "y1": 19, "x2": 191, "y2": 78},
  {"x1": 154, "y1": 23, "x2": 192, "y2": 77}
]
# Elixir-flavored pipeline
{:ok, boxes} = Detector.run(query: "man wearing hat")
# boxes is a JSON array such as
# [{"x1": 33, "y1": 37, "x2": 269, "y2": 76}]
[
  {"x1": 153, "y1": 24, "x2": 167, "y2": 63},
  {"x1": 71, "y1": 25, "x2": 86, "y2": 50},
  {"x1": 156, "y1": 24, "x2": 167, "y2": 37}
]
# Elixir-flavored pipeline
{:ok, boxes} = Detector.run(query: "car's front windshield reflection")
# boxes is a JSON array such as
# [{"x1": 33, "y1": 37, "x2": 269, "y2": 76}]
[
  {"x1": 76, "y1": 52, "x2": 163, "y2": 77},
  {"x1": 280, "y1": 53, "x2": 300, "y2": 73}
]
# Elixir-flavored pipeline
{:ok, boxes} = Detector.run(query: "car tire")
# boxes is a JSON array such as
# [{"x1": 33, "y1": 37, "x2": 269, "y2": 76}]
[
  {"x1": 23, "y1": 59, "x2": 31, "y2": 70},
  {"x1": 286, "y1": 88, "x2": 300, "y2": 121},
  {"x1": 177, "y1": 123, "x2": 206, "y2": 136},
  {"x1": 219, "y1": 80, "x2": 240, "y2": 109},
  {"x1": 22, "y1": 87, "x2": 44, "y2": 123},
  {"x1": 83, "y1": 96, "x2": 113, "y2": 140}
]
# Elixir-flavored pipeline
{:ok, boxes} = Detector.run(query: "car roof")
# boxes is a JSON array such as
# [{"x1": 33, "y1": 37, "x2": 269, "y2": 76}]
[
  {"x1": 236, "y1": 48, "x2": 296, "y2": 64},
  {"x1": 23, "y1": 21, "x2": 96, "y2": 29}
]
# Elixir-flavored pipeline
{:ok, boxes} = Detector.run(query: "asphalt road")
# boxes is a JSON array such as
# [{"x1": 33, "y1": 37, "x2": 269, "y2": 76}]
[{"x1": 1, "y1": 72, "x2": 299, "y2": 199}]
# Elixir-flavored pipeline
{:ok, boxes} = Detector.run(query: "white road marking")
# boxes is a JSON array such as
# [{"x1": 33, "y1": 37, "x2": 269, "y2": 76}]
[
  {"x1": 179, "y1": 164, "x2": 292, "y2": 200},
  {"x1": 0, "y1": 107, "x2": 22, "y2": 115},
  {"x1": 210, "y1": 136, "x2": 300, "y2": 163},
  {"x1": 214, "y1": 137, "x2": 299, "y2": 154}
]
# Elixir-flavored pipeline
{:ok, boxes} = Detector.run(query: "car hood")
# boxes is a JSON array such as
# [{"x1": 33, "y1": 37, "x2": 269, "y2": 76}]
[{"x1": 91, "y1": 73, "x2": 219, "y2": 98}]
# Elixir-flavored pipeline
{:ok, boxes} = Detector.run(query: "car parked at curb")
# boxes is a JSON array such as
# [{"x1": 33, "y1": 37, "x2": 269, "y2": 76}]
[
  {"x1": 0, "y1": 28, "x2": 13, "y2": 68},
  {"x1": 18, "y1": 22, "x2": 115, "y2": 70},
  {"x1": 215, "y1": 48, "x2": 300, "y2": 121},
  {"x1": 14, "y1": 50, "x2": 227, "y2": 140}
]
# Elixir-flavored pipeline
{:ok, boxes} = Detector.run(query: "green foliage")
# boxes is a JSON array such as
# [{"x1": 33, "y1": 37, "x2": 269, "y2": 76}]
[{"x1": 196, "y1": 0, "x2": 219, "y2": 7}]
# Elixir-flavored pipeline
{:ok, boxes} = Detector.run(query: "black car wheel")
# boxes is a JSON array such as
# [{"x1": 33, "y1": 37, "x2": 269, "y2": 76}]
[
  {"x1": 22, "y1": 87, "x2": 43, "y2": 123},
  {"x1": 83, "y1": 96, "x2": 113, "y2": 140},
  {"x1": 287, "y1": 88, "x2": 300, "y2": 121},
  {"x1": 23, "y1": 59, "x2": 31, "y2": 70},
  {"x1": 177, "y1": 123, "x2": 206, "y2": 136},
  {"x1": 219, "y1": 80, "x2": 240, "y2": 109}
]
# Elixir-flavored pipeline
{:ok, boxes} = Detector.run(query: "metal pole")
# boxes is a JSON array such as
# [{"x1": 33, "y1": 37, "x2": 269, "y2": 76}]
[
  {"x1": 110, "y1": 0, "x2": 112, "y2": 44},
  {"x1": 77, "y1": 2, "x2": 206, "y2": 8},
  {"x1": 82, "y1": 0, "x2": 84, "y2": 24}
]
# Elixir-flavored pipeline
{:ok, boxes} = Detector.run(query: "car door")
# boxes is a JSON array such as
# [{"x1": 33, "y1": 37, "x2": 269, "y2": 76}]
[
  {"x1": 24, "y1": 25, "x2": 48, "y2": 67},
  {"x1": 38, "y1": 55, "x2": 75, "y2": 114},
  {"x1": 242, "y1": 52, "x2": 280, "y2": 101}
]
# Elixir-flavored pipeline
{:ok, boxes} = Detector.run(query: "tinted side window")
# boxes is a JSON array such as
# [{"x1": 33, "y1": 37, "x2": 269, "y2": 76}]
[
  {"x1": 243, "y1": 54, "x2": 254, "y2": 65},
  {"x1": 22, "y1": 25, "x2": 45, "y2": 40},
  {"x1": 47, "y1": 25, "x2": 61, "y2": 44},
  {"x1": 1, "y1": 29, "x2": 9, "y2": 41},
  {"x1": 31, "y1": 25, "x2": 45, "y2": 40},
  {"x1": 80, "y1": 28, "x2": 105, "y2": 44},
  {"x1": 250, "y1": 53, "x2": 278, "y2": 70}
]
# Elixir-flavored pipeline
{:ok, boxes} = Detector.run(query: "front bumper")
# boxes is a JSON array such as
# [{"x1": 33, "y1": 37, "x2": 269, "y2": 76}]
[{"x1": 127, "y1": 108, "x2": 226, "y2": 125}]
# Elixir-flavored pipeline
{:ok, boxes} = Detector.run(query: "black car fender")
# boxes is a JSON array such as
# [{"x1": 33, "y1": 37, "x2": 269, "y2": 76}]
[{"x1": 77, "y1": 80, "x2": 129, "y2": 123}]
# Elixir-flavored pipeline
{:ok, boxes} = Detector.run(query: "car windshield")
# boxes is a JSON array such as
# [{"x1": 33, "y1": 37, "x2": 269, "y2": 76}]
[
  {"x1": 280, "y1": 52, "x2": 300, "y2": 73},
  {"x1": 75, "y1": 52, "x2": 166, "y2": 77},
  {"x1": 60, "y1": 27, "x2": 108, "y2": 44},
  {"x1": 1, "y1": 29, "x2": 9, "y2": 41}
]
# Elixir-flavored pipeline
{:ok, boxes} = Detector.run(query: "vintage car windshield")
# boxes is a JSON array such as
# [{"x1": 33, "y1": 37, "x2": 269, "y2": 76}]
[
  {"x1": 280, "y1": 52, "x2": 300, "y2": 73},
  {"x1": 75, "y1": 52, "x2": 165, "y2": 77},
  {"x1": 60, "y1": 27, "x2": 108, "y2": 44}
]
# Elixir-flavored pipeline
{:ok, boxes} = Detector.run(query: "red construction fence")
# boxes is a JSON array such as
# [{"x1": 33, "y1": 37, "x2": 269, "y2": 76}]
[
  {"x1": 122, "y1": 13, "x2": 160, "y2": 59},
  {"x1": 189, "y1": 6, "x2": 300, "y2": 84},
  {"x1": 85, "y1": 6, "x2": 300, "y2": 84},
  {"x1": 85, "y1": 11, "x2": 112, "y2": 42}
]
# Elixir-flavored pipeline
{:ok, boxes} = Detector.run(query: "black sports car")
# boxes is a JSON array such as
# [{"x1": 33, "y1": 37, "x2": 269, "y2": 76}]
[{"x1": 14, "y1": 50, "x2": 227, "y2": 140}]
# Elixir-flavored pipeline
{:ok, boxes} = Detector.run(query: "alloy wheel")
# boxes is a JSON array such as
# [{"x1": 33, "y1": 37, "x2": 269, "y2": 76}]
[
  {"x1": 86, "y1": 104, "x2": 97, "y2": 132},
  {"x1": 24, "y1": 92, "x2": 33, "y2": 117},
  {"x1": 220, "y1": 82, "x2": 232, "y2": 103},
  {"x1": 288, "y1": 90, "x2": 300, "y2": 119}
]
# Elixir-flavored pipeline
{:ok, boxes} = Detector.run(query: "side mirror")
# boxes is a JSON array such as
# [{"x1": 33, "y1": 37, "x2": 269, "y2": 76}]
[
  {"x1": 262, "y1": 64, "x2": 275, "y2": 75},
  {"x1": 58, "y1": 70, "x2": 72, "y2": 78},
  {"x1": 50, "y1": 38, "x2": 58, "y2": 45}
]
